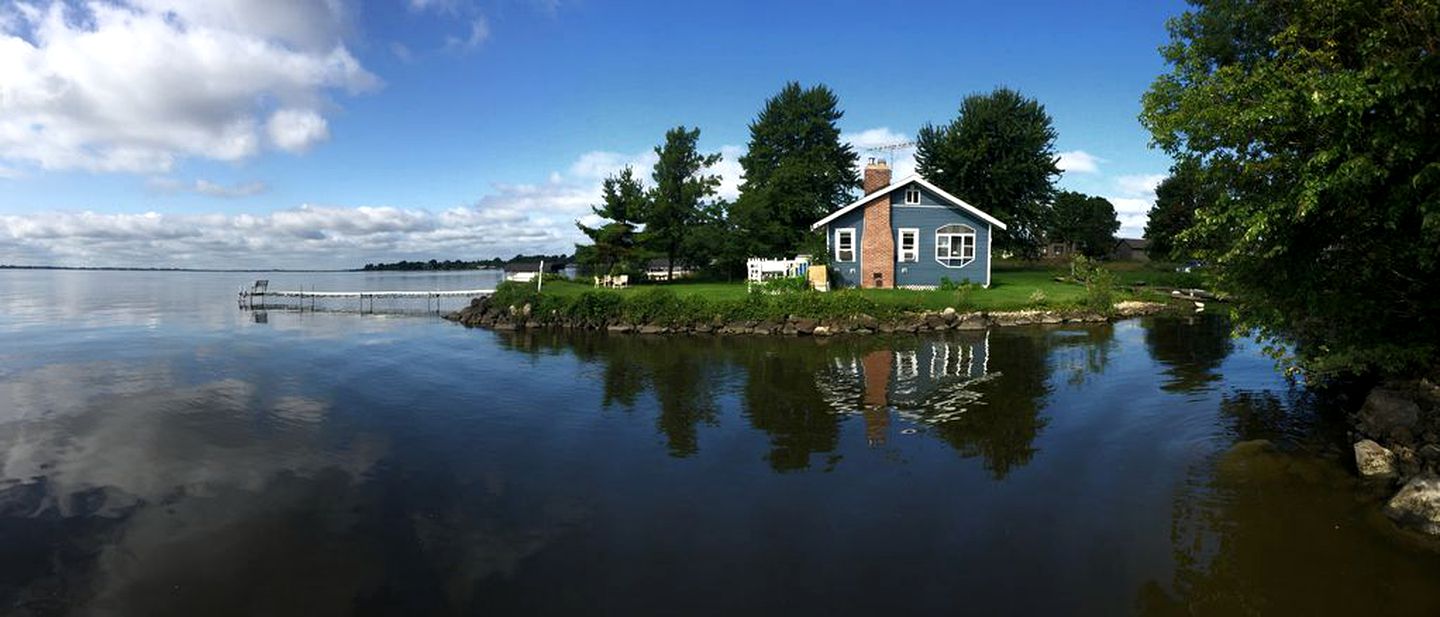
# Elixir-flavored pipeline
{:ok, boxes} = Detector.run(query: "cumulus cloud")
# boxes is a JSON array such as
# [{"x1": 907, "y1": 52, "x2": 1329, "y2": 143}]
[
  {"x1": 1105, "y1": 173, "x2": 1170, "y2": 237},
  {"x1": 148, "y1": 177, "x2": 269, "y2": 198},
  {"x1": 843, "y1": 127, "x2": 916, "y2": 178},
  {"x1": 0, "y1": 143, "x2": 749, "y2": 268},
  {"x1": 0, "y1": 0, "x2": 377, "y2": 174},
  {"x1": 1056, "y1": 150, "x2": 1103, "y2": 174}
]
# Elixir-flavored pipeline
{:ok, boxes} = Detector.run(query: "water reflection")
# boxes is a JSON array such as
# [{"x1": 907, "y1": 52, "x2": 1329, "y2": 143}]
[
  {"x1": 1144, "y1": 314, "x2": 1235, "y2": 393},
  {"x1": 3, "y1": 271, "x2": 1439, "y2": 614},
  {"x1": 496, "y1": 328, "x2": 1081, "y2": 478}
]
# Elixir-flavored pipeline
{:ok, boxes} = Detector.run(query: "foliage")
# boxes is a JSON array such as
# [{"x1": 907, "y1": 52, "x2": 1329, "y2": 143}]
[
  {"x1": 1144, "y1": 159, "x2": 1215, "y2": 261},
  {"x1": 576, "y1": 166, "x2": 648, "y2": 275},
  {"x1": 916, "y1": 87, "x2": 1061, "y2": 259},
  {"x1": 1070, "y1": 255, "x2": 1116, "y2": 314},
  {"x1": 362, "y1": 254, "x2": 571, "y2": 271},
  {"x1": 1141, "y1": 0, "x2": 1440, "y2": 379},
  {"x1": 732, "y1": 82, "x2": 859, "y2": 260},
  {"x1": 1027, "y1": 289, "x2": 1048, "y2": 306},
  {"x1": 1049, "y1": 190, "x2": 1120, "y2": 258},
  {"x1": 752, "y1": 276, "x2": 810, "y2": 294},
  {"x1": 645, "y1": 126, "x2": 723, "y2": 279}
]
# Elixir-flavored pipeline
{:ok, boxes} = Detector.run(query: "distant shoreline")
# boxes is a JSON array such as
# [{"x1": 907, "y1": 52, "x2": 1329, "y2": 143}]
[{"x1": 0, "y1": 265, "x2": 360, "y2": 273}]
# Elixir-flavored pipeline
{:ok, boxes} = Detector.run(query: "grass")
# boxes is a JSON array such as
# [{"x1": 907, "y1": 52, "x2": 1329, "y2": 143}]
[{"x1": 520, "y1": 260, "x2": 1178, "y2": 316}]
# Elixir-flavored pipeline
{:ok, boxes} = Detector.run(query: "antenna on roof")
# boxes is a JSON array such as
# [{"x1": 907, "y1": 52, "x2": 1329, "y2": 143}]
[{"x1": 863, "y1": 141, "x2": 916, "y2": 167}]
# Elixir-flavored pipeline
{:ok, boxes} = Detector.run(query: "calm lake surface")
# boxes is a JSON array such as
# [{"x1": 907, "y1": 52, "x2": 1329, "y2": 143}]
[{"x1": 2, "y1": 269, "x2": 1439, "y2": 616}]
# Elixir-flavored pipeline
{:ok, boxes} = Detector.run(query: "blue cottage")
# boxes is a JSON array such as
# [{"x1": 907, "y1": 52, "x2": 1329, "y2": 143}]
[{"x1": 811, "y1": 160, "x2": 1007, "y2": 289}]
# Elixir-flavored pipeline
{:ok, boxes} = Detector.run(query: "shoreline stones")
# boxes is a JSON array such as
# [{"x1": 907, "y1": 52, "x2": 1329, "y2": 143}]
[
  {"x1": 1350, "y1": 380, "x2": 1440, "y2": 538},
  {"x1": 443, "y1": 296, "x2": 1172, "y2": 336}
]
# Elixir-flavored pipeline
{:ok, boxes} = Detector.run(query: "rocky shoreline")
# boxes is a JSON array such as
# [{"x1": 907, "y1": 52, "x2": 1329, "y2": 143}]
[
  {"x1": 443, "y1": 296, "x2": 1173, "y2": 335},
  {"x1": 1351, "y1": 380, "x2": 1440, "y2": 537}
]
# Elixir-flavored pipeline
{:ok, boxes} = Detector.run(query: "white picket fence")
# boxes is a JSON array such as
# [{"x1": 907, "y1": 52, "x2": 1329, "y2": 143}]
[{"x1": 746, "y1": 256, "x2": 811, "y2": 283}]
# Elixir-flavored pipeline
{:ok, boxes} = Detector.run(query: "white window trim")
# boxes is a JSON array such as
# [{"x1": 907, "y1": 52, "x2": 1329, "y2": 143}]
[
  {"x1": 835, "y1": 227, "x2": 856, "y2": 263},
  {"x1": 896, "y1": 228, "x2": 919, "y2": 262},
  {"x1": 904, "y1": 187, "x2": 921, "y2": 204},
  {"x1": 935, "y1": 224, "x2": 977, "y2": 268}
]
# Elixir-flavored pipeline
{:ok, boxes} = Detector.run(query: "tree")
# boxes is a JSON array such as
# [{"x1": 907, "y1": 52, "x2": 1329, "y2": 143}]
[
  {"x1": 732, "y1": 82, "x2": 859, "y2": 260},
  {"x1": 644, "y1": 126, "x2": 722, "y2": 279},
  {"x1": 1141, "y1": 0, "x2": 1440, "y2": 379},
  {"x1": 576, "y1": 166, "x2": 647, "y2": 275},
  {"x1": 916, "y1": 88, "x2": 1061, "y2": 259},
  {"x1": 1049, "y1": 190, "x2": 1120, "y2": 258},
  {"x1": 1144, "y1": 160, "x2": 1212, "y2": 261}
]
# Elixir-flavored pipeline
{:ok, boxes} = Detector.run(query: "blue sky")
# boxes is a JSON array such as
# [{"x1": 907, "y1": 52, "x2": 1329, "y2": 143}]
[{"x1": 0, "y1": 0, "x2": 1186, "y2": 268}]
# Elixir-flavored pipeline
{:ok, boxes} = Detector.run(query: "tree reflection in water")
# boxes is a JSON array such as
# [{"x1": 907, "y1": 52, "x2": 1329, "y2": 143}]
[
  {"x1": 1144, "y1": 314, "x2": 1235, "y2": 393},
  {"x1": 496, "y1": 325, "x2": 1111, "y2": 478}
]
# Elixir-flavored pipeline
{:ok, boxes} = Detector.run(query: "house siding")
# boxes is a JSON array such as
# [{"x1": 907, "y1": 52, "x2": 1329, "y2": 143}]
[
  {"x1": 826, "y1": 181, "x2": 992, "y2": 288},
  {"x1": 827, "y1": 206, "x2": 867, "y2": 288}
]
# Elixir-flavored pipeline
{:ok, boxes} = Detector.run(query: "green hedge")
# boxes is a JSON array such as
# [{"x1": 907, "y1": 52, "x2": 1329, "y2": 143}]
[{"x1": 488, "y1": 281, "x2": 920, "y2": 326}]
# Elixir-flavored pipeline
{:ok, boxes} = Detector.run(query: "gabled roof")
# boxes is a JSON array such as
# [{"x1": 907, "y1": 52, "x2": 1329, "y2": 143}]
[
  {"x1": 809, "y1": 174, "x2": 1008, "y2": 231},
  {"x1": 1115, "y1": 238, "x2": 1149, "y2": 249}
]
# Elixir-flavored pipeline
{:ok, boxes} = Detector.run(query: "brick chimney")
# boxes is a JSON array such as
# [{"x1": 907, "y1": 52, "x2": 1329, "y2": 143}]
[
  {"x1": 860, "y1": 158, "x2": 894, "y2": 289},
  {"x1": 863, "y1": 158, "x2": 892, "y2": 194}
]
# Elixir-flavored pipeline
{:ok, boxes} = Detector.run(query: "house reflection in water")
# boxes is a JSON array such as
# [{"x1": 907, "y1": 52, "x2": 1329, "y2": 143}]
[{"x1": 820, "y1": 331, "x2": 994, "y2": 446}]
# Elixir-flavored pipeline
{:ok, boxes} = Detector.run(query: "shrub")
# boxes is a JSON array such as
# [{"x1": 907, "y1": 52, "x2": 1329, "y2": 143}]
[
  {"x1": 1070, "y1": 255, "x2": 1117, "y2": 313},
  {"x1": 752, "y1": 276, "x2": 809, "y2": 294}
]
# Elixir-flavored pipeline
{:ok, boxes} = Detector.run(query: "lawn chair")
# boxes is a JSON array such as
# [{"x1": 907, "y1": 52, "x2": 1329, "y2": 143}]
[{"x1": 614, "y1": 274, "x2": 629, "y2": 289}]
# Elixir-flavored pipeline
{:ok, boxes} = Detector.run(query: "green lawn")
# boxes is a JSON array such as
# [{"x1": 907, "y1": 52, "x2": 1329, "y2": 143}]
[{"x1": 538, "y1": 261, "x2": 1177, "y2": 313}]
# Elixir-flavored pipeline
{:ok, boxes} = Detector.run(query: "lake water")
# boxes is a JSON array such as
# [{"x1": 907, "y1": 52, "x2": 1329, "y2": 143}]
[{"x1": 2, "y1": 270, "x2": 1439, "y2": 616}]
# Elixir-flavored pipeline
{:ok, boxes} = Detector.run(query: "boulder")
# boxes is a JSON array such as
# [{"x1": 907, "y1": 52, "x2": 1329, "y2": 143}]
[
  {"x1": 924, "y1": 313, "x2": 948, "y2": 329},
  {"x1": 812, "y1": 325, "x2": 831, "y2": 337},
  {"x1": 1354, "y1": 439, "x2": 1398, "y2": 479},
  {"x1": 941, "y1": 307, "x2": 957, "y2": 317},
  {"x1": 955, "y1": 313, "x2": 988, "y2": 330},
  {"x1": 1384, "y1": 474, "x2": 1440, "y2": 536},
  {"x1": 793, "y1": 318, "x2": 818, "y2": 335},
  {"x1": 606, "y1": 324, "x2": 633, "y2": 333},
  {"x1": 1358, "y1": 386, "x2": 1421, "y2": 443},
  {"x1": 638, "y1": 324, "x2": 667, "y2": 335}
]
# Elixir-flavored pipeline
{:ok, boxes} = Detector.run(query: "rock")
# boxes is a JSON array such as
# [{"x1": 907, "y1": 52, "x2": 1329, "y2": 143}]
[
  {"x1": 793, "y1": 318, "x2": 818, "y2": 334},
  {"x1": 812, "y1": 325, "x2": 831, "y2": 337},
  {"x1": 1385, "y1": 474, "x2": 1440, "y2": 536},
  {"x1": 1419, "y1": 444, "x2": 1440, "y2": 463},
  {"x1": 692, "y1": 323, "x2": 713, "y2": 334},
  {"x1": 780, "y1": 325, "x2": 797, "y2": 335},
  {"x1": 1358, "y1": 386, "x2": 1421, "y2": 443},
  {"x1": 606, "y1": 324, "x2": 633, "y2": 333},
  {"x1": 1354, "y1": 439, "x2": 1398, "y2": 479},
  {"x1": 955, "y1": 313, "x2": 988, "y2": 330},
  {"x1": 924, "y1": 313, "x2": 948, "y2": 329},
  {"x1": 638, "y1": 324, "x2": 667, "y2": 335},
  {"x1": 1038, "y1": 312, "x2": 1063, "y2": 324},
  {"x1": 854, "y1": 314, "x2": 879, "y2": 330},
  {"x1": 942, "y1": 307, "x2": 956, "y2": 317},
  {"x1": 754, "y1": 321, "x2": 781, "y2": 335}
]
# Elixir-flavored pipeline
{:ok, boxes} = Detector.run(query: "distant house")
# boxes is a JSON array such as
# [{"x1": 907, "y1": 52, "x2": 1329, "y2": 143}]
[
  {"x1": 503, "y1": 261, "x2": 562, "y2": 282},
  {"x1": 1112, "y1": 238, "x2": 1151, "y2": 262},
  {"x1": 810, "y1": 160, "x2": 1007, "y2": 289},
  {"x1": 644, "y1": 258, "x2": 696, "y2": 281}
]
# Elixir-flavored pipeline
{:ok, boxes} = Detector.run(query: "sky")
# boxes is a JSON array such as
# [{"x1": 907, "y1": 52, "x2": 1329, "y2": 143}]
[{"x1": 0, "y1": 0, "x2": 1188, "y2": 269}]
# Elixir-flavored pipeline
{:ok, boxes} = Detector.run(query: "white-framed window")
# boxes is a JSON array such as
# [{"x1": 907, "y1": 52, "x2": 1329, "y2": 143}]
[
  {"x1": 835, "y1": 228, "x2": 856, "y2": 262},
  {"x1": 935, "y1": 224, "x2": 976, "y2": 268},
  {"x1": 897, "y1": 228, "x2": 919, "y2": 262},
  {"x1": 904, "y1": 187, "x2": 921, "y2": 204}
]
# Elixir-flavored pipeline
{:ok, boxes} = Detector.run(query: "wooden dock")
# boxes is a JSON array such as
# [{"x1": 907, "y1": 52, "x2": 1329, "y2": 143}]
[{"x1": 238, "y1": 281, "x2": 493, "y2": 313}]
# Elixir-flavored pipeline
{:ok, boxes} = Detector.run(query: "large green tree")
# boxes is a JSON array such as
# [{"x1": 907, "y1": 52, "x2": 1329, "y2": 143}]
[
  {"x1": 576, "y1": 166, "x2": 647, "y2": 275},
  {"x1": 1141, "y1": 0, "x2": 1440, "y2": 378},
  {"x1": 1144, "y1": 159, "x2": 1214, "y2": 261},
  {"x1": 645, "y1": 126, "x2": 722, "y2": 279},
  {"x1": 915, "y1": 88, "x2": 1061, "y2": 259},
  {"x1": 732, "y1": 82, "x2": 859, "y2": 259},
  {"x1": 1049, "y1": 190, "x2": 1120, "y2": 258}
]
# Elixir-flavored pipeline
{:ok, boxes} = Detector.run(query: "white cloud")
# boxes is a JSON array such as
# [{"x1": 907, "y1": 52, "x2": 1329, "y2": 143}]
[
  {"x1": 446, "y1": 16, "x2": 491, "y2": 51},
  {"x1": 843, "y1": 127, "x2": 917, "y2": 178},
  {"x1": 0, "y1": 143, "x2": 748, "y2": 268},
  {"x1": 0, "y1": 1, "x2": 377, "y2": 174},
  {"x1": 1104, "y1": 173, "x2": 1170, "y2": 238},
  {"x1": 267, "y1": 109, "x2": 331, "y2": 153},
  {"x1": 1057, "y1": 150, "x2": 1103, "y2": 174},
  {"x1": 148, "y1": 177, "x2": 269, "y2": 198}
]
